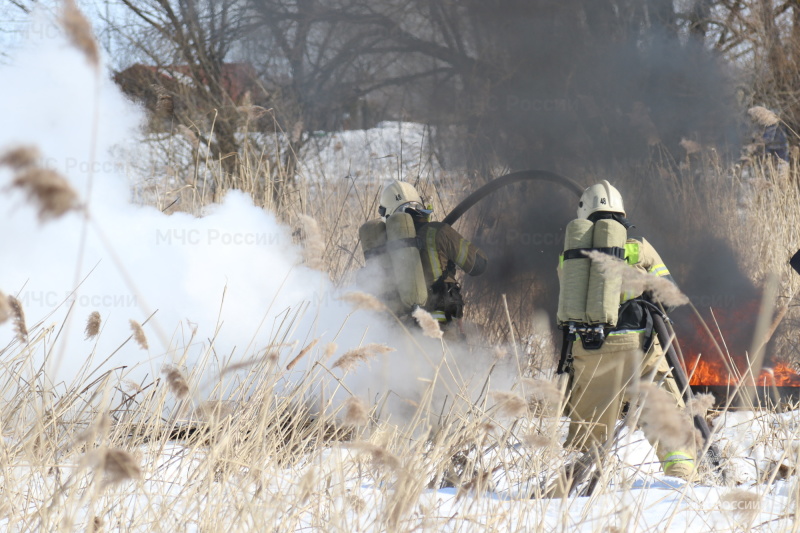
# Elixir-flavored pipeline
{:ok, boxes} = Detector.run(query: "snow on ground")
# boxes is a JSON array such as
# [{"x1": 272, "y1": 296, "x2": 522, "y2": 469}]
[
  {"x1": 298, "y1": 122, "x2": 439, "y2": 183},
  {"x1": 10, "y1": 409, "x2": 791, "y2": 532}
]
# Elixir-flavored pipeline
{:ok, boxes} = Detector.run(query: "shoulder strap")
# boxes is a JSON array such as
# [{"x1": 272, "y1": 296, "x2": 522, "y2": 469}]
[
  {"x1": 562, "y1": 246, "x2": 625, "y2": 261},
  {"x1": 364, "y1": 237, "x2": 420, "y2": 259}
]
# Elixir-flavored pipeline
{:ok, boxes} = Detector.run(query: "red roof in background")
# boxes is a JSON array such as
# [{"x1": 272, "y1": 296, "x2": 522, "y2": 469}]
[{"x1": 117, "y1": 62, "x2": 259, "y2": 103}]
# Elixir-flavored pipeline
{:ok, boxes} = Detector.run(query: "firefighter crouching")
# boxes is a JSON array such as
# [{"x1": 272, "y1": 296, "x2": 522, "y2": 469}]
[
  {"x1": 358, "y1": 180, "x2": 487, "y2": 336},
  {"x1": 557, "y1": 180, "x2": 694, "y2": 480}
]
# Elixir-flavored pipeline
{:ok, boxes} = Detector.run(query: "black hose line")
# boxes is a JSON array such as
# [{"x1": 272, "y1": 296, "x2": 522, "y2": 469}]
[{"x1": 442, "y1": 170, "x2": 584, "y2": 226}]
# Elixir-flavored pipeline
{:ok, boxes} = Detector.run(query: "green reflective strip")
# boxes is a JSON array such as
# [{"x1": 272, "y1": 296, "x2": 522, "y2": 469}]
[
  {"x1": 624, "y1": 242, "x2": 640, "y2": 265},
  {"x1": 620, "y1": 290, "x2": 638, "y2": 303},
  {"x1": 558, "y1": 253, "x2": 564, "y2": 268},
  {"x1": 649, "y1": 264, "x2": 670, "y2": 277},
  {"x1": 426, "y1": 227, "x2": 442, "y2": 279},
  {"x1": 607, "y1": 328, "x2": 645, "y2": 336},
  {"x1": 430, "y1": 310, "x2": 447, "y2": 322},
  {"x1": 456, "y1": 239, "x2": 469, "y2": 267},
  {"x1": 663, "y1": 451, "x2": 694, "y2": 471}
]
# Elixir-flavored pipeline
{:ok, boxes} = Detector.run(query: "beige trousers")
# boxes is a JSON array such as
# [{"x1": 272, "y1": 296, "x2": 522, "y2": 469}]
[{"x1": 565, "y1": 331, "x2": 686, "y2": 462}]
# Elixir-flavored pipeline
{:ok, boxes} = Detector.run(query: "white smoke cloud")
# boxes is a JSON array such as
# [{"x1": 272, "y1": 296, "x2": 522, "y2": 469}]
[{"x1": 0, "y1": 12, "x2": 516, "y2": 422}]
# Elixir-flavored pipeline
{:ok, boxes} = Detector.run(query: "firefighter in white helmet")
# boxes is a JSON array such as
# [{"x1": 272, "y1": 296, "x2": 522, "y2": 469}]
[
  {"x1": 360, "y1": 180, "x2": 487, "y2": 334},
  {"x1": 558, "y1": 180, "x2": 694, "y2": 481}
]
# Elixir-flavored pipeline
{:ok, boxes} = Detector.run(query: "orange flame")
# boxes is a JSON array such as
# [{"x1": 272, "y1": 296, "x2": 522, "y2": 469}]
[{"x1": 680, "y1": 298, "x2": 800, "y2": 388}]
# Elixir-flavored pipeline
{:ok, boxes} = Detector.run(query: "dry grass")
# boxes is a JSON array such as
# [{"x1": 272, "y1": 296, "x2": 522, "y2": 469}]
[
  {"x1": 296, "y1": 214, "x2": 326, "y2": 271},
  {"x1": 162, "y1": 366, "x2": 190, "y2": 400},
  {"x1": 339, "y1": 291, "x2": 386, "y2": 312},
  {"x1": 7, "y1": 60, "x2": 800, "y2": 529},
  {"x1": 0, "y1": 145, "x2": 40, "y2": 170},
  {"x1": 412, "y1": 307, "x2": 443, "y2": 339},
  {"x1": 61, "y1": 0, "x2": 99, "y2": 68},
  {"x1": 8, "y1": 295, "x2": 27, "y2": 343},
  {"x1": 583, "y1": 249, "x2": 690, "y2": 308},
  {"x1": 84, "y1": 311, "x2": 101, "y2": 339},
  {"x1": 10, "y1": 168, "x2": 80, "y2": 221},
  {"x1": 0, "y1": 259, "x2": 798, "y2": 531},
  {"x1": 635, "y1": 382, "x2": 699, "y2": 454},
  {"x1": 331, "y1": 343, "x2": 394, "y2": 371},
  {"x1": 129, "y1": 319, "x2": 148, "y2": 350},
  {"x1": 0, "y1": 291, "x2": 11, "y2": 325},
  {"x1": 342, "y1": 396, "x2": 369, "y2": 427}
]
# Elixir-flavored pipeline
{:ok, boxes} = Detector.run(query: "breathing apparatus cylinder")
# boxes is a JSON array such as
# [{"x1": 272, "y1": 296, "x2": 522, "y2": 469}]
[
  {"x1": 359, "y1": 218, "x2": 391, "y2": 271},
  {"x1": 557, "y1": 218, "x2": 594, "y2": 324},
  {"x1": 385, "y1": 212, "x2": 428, "y2": 309},
  {"x1": 357, "y1": 219, "x2": 402, "y2": 311},
  {"x1": 360, "y1": 219, "x2": 387, "y2": 255},
  {"x1": 585, "y1": 219, "x2": 627, "y2": 326}
]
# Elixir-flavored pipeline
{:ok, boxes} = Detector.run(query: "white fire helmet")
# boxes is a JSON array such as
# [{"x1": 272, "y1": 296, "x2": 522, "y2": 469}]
[
  {"x1": 577, "y1": 180, "x2": 626, "y2": 219},
  {"x1": 379, "y1": 180, "x2": 431, "y2": 217}
]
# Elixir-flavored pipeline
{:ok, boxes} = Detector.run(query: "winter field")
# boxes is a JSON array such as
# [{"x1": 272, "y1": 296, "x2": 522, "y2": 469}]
[{"x1": 2, "y1": 9, "x2": 800, "y2": 533}]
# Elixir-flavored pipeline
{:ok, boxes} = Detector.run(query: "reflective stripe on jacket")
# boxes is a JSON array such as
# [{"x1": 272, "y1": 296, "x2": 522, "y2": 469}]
[{"x1": 620, "y1": 237, "x2": 673, "y2": 303}]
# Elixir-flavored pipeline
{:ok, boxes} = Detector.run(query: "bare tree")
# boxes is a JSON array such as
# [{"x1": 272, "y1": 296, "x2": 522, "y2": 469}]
[{"x1": 109, "y1": 0, "x2": 267, "y2": 203}]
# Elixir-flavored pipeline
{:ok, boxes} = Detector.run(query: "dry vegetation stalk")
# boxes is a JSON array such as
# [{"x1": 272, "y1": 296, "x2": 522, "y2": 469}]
[
  {"x1": 61, "y1": 0, "x2": 99, "y2": 67},
  {"x1": 685, "y1": 392, "x2": 715, "y2": 418},
  {"x1": 8, "y1": 296, "x2": 27, "y2": 343},
  {"x1": 323, "y1": 342, "x2": 337, "y2": 360},
  {"x1": 412, "y1": 307, "x2": 443, "y2": 339},
  {"x1": 347, "y1": 442, "x2": 401, "y2": 471},
  {"x1": 490, "y1": 390, "x2": 528, "y2": 418},
  {"x1": 286, "y1": 338, "x2": 319, "y2": 370},
  {"x1": 88, "y1": 448, "x2": 141, "y2": 485},
  {"x1": 719, "y1": 489, "x2": 761, "y2": 521},
  {"x1": 12, "y1": 168, "x2": 80, "y2": 221},
  {"x1": 521, "y1": 432, "x2": 556, "y2": 449},
  {"x1": 636, "y1": 382, "x2": 700, "y2": 452},
  {"x1": 297, "y1": 214, "x2": 325, "y2": 270},
  {"x1": 332, "y1": 343, "x2": 394, "y2": 371},
  {"x1": 0, "y1": 291, "x2": 11, "y2": 325},
  {"x1": 339, "y1": 291, "x2": 385, "y2": 312},
  {"x1": 129, "y1": 320, "x2": 148, "y2": 350},
  {"x1": 583, "y1": 249, "x2": 689, "y2": 308},
  {"x1": 0, "y1": 145, "x2": 39, "y2": 170},
  {"x1": 84, "y1": 311, "x2": 101, "y2": 339},
  {"x1": 342, "y1": 396, "x2": 369, "y2": 426},
  {"x1": 162, "y1": 366, "x2": 189, "y2": 399},
  {"x1": 521, "y1": 377, "x2": 563, "y2": 406},
  {"x1": 747, "y1": 106, "x2": 780, "y2": 127}
]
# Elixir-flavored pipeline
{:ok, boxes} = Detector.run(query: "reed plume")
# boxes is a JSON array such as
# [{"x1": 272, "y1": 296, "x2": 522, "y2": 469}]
[
  {"x1": 332, "y1": 343, "x2": 394, "y2": 371},
  {"x1": 12, "y1": 168, "x2": 80, "y2": 221},
  {"x1": 84, "y1": 311, "x2": 101, "y2": 339},
  {"x1": 0, "y1": 145, "x2": 39, "y2": 170},
  {"x1": 8, "y1": 296, "x2": 27, "y2": 343},
  {"x1": 347, "y1": 442, "x2": 401, "y2": 471},
  {"x1": 129, "y1": 320, "x2": 148, "y2": 350},
  {"x1": 0, "y1": 292, "x2": 11, "y2": 325},
  {"x1": 583, "y1": 250, "x2": 689, "y2": 308},
  {"x1": 412, "y1": 307, "x2": 443, "y2": 339},
  {"x1": 747, "y1": 106, "x2": 780, "y2": 127},
  {"x1": 88, "y1": 448, "x2": 141, "y2": 485},
  {"x1": 162, "y1": 366, "x2": 189, "y2": 400},
  {"x1": 342, "y1": 396, "x2": 369, "y2": 427},
  {"x1": 636, "y1": 382, "x2": 697, "y2": 453},
  {"x1": 61, "y1": 0, "x2": 99, "y2": 67},
  {"x1": 490, "y1": 391, "x2": 528, "y2": 418},
  {"x1": 286, "y1": 339, "x2": 319, "y2": 370},
  {"x1": 296, "y1": 214, "x2": 325, "y2": 270},
  {"x1": 340, "y1": 291, "x2": 385, "y2": 312}
]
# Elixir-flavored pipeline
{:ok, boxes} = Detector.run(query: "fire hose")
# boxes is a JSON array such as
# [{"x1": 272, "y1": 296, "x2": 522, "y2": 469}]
[
  {"x1": 442, "y1": 170, "x2": 584, "y2": 226},
  {"x1": 652, "y1": 312, "x2": 725, "y2": 476}
]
